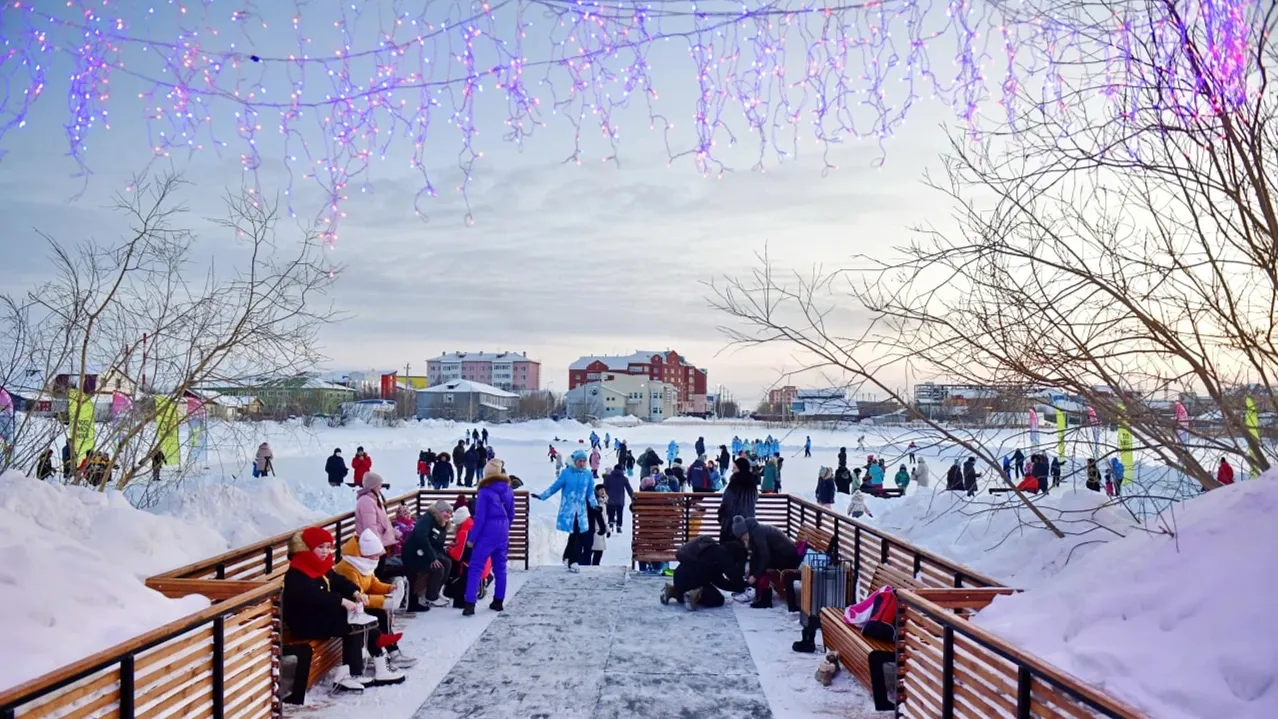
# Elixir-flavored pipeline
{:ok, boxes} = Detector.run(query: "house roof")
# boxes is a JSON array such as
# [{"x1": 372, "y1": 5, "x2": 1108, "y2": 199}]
[
  {"x1": 428, "y1": 352, "x2": 536, "y2": 363},
  {"x1": 417, "y1": 379, "x2": 519, "y2": 398},
  {"x1": 568, "y1": 351, "x2": 678, "y2": 371}
]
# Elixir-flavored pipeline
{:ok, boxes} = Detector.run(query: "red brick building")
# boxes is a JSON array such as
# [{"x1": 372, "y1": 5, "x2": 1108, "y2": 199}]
[
  {"x1": 568, "y1": 350, "x2": 709, "y2": 414},
  {"x1": 767, "y1": 385, "x2": 799, "y2": 407}
]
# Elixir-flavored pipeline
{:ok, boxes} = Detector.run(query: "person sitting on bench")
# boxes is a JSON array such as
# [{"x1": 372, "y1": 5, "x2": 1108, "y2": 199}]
[
  {"x1": 730, "y1": 514, "x2": 800, "y2": 609},
  {"x1": 283, "y1": 526, "x2": 406, "y2": 694},
  {"x1": 660, "y1": 535, "x2": 748, "y2": 611},
  {"x1": 334, "y1": 528, "x2": 418, "y2": 669}
]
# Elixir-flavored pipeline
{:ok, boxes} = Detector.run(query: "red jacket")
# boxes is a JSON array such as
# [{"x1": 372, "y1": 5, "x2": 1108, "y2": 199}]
[
  {"x1": 448, "y1": 518, "x2": 492, "y2": 580},
  {"x1": 352, "y1": 454, "x2": 372, "y2": 485},
  {"x1": 417, "y1": 460, "x2": 428, "y2": 475},
  {"x1": 1217, "y1": 462, "x2": 1235, "y2": 485}
]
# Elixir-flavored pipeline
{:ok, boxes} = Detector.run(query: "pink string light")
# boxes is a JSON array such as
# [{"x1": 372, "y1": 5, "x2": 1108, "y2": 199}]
[{"x1": 0, "y1": 0, "x2": 1263, "y2": 238}]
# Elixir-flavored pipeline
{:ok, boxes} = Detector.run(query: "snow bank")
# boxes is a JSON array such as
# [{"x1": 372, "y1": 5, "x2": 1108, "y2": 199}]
[
  {"x1": 0, "y1": 472, "x2": 217, "y2": 690},
  {"x1": 868, "y1": 485, "x2": 1133, "y2": 587},
  {"x1": 152, "y1": 477, "x2": 326, "y2": 548},
  {"x1": 972, "y1": 470, "x2": 1278, "y2": 719}
]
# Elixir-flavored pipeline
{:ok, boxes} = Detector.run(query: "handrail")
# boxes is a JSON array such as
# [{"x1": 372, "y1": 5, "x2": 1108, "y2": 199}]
[
  {"x1": 897, "y1": 589, "x2": 1149, "y2": 718},
  {"x1": 0, "y1": 581, "x2": 279, "y2": 713}
]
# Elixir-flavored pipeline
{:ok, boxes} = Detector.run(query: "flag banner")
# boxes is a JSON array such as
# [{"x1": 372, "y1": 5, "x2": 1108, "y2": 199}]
[
  {"x1": 1028, "y1": 408, "x2": 1040, "y2": 448},
  {"x1": 1175, "y1": 401, "x2": 1189, "y2": 446},
  {"x1": 1088, "y1": 406, "x2": 1101, "y2": 449},
  {"x1": 1117, "y1": 403, "x2": 1134, "y2": 483},
  {"x1": 69, "y1": 388, "x2": 96, "y2": 464},
  {"x1": 111, "y1": 391, "x2": 133, "y2": 418},
  {"x1": 1245, "y1": 396, "x2": 1261, "y2": 474},
  {"x1": 1055, "y1": 405, "x2": 1067, "y2": 462},
  {"x1": 186, "y1": 397, "x2": 208, "y2": 463},
  {"x1": 156, "y1": 396, "x2": 181, "y2": 466},
  {"x1": 0, "y1": 388, "x2": 13, "y2": 454}
]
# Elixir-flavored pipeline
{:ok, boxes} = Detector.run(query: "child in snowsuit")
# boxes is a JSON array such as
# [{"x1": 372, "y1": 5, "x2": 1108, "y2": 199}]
[
  {"x1": 589, "y1": 485, "x2": 610, "y2": 565},
  {"x1": 846, "y1": 490, "x2": 872, "y2": 519}
]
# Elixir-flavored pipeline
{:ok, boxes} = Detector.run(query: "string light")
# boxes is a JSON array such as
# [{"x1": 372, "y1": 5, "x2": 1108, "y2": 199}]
[{"x1": 0, "y1": 0, "x2": 1262, "y2": 238}]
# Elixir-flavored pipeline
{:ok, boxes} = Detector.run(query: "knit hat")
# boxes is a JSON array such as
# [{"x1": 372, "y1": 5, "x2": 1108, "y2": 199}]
[
  {"x1": 300, "y1": 526, "x2": 334, "y2": 550},
  {"x1": 731, "y1": 515, "x2": 750, "y2": 538},
  {"x1": 571, "y1": 449, "x2": 588, "y2": 462},
  {"x1": 453, "y1": 505, "x2": 471, "y2": 525},
  {"x1": 483, "y1": 458, "x2": 505, "y2": 478},
  {"x1": 357, "y1": 528, "x2": 385, "y2": 557},
  {"x1": 432, "y1": 499, "x2": 452, "y2": 515},
  {"x1": 363, "y1": 472, "x2": 384, "y2": 492}
]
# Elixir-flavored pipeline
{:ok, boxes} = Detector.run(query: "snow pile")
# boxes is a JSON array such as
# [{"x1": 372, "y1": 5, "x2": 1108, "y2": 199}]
[
  {"x1": 0, "y1": 472, "x2": 216, "y2": 690},
  {"x1": 868, "y1": 486, "x2": 1133, "y2": 587},
  {"x1": 972, "y1": 470, "x2": 1278, "y2": 719},
  {"x1": 152, "y1": 477, "x2": 326, "y2": 548}
]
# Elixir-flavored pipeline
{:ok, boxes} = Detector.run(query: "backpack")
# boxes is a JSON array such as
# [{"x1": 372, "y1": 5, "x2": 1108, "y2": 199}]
[{"x1": 843, "y1": 586, "x2": 898, "y2": 642}]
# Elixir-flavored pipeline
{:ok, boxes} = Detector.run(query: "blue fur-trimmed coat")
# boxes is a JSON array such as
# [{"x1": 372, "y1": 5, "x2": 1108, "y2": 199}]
[{"x1": 539, "y1": 465, "x2": 599, "y2": 533}]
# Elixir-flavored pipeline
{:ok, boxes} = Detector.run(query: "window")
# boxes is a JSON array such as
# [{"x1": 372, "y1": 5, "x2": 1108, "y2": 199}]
[{"x1": 443, "y1": 394, "x2": 454, "y2": 404}]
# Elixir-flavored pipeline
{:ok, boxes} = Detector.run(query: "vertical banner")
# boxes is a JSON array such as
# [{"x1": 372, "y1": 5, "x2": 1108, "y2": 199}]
[
  {"x1": 0, "y1": 388, "x2": 14, "y2": 461},
  {"x1": 111, "y1": 391, "x2": 133, "y2": 418},
  {"x1": 155, "y1": 396, "x2": 181, "y2": 466},
  {"x1": 1116, "y1": 402, "x2": 1134, "y2": 484},
  {"x1": 1053, "y1": 396, "x2": 1067, "y2": 462},
  {"x1": 1174, "y1": 401, "x2": 1189, "y2": 446},
  {"x1": 69, "y1": 388, "x2": 96, "y2": 465},
  {"x1": 381, "y1": 372, "x2": 398, "y2": 400},
  {"x1": 1245, "y1": 396, "x2": 1261, "y2": 475},
  {"x1": 186, "y1": 396, "x2": 208, "y2": 464},
  {"x1": 1088, "y1": 406, "x2": 1101, "y2": 449},
  {"x1": 1028, "y1": 408, "x2": 1041, "y2": 448}
]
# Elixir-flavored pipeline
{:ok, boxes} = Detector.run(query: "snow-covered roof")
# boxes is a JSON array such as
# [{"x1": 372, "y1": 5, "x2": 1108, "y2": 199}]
[
  {"x1": 569, "y1": 351, "x2": 679, "y2": 371},
  {"x1": 428, "y1": 351, "x2": 535, "y2": 363},
  {"x1": 417, "y1": 379, "x2": 519, "y2": 398}
]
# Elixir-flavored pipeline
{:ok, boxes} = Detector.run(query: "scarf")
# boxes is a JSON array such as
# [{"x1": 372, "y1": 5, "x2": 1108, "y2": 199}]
[
  {"x1": 343, "y1": 554, "x2": 378, "y2": 577},
  {"x1": 289, "y1": 550, "x2": 334, "y2": 580}
]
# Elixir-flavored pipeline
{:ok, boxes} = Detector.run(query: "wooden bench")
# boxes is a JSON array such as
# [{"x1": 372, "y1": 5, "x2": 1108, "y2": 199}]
[
  {"x1": 282, "y1": 630, "x2": 344, "y2": 694},
  {"x1": 819, "y1": 563, "x2": 922, "y2": 693}
]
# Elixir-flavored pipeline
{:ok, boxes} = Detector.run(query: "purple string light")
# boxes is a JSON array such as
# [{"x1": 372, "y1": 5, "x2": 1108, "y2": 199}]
[{"x1": 0, "y1": 0, "x2": 1264, "y2": 239}]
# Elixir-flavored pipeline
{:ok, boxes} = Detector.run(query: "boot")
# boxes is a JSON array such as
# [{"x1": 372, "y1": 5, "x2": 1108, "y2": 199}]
[
  {"x1": 388, "y1": 648, "x2": 418, "y2": 668},
  {"x1": 784, "y1": 578, "x2": 801, "y2": 613},
  {"x1": 331, "y1": 665, "x2": 365, "y2": 693},
  {"x1": 686, "y1": 588, "x2": 703, "y2": 612},
  {"x1": 462, "y1": 602, "x2": 475, "y2": 617},
  {"x1": 793, "y1": 616, "x2": 820, "y2": 652},
  {"x1": 660, "y1": 583, "x2": 680, "y2": 606},
  {"x1": 366, "y1": 655, "x2": 406, "y2": 686},
  {"x1": 750, "y1": 586, "x2": 773, "y2": 609},
  {"x1": 489, "y1": 599, "x2": 504, "y2": 612}
]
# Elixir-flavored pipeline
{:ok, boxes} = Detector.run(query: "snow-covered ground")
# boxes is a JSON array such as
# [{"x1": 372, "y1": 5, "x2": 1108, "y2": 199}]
[{"x1": 1, "y1": 415, "x2": 1267, "y2": 717}]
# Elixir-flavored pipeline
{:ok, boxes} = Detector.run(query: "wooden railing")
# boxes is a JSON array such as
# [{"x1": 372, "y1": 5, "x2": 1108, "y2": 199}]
[
  {"x1": 630, "y1": 492, "x2": 1001, "y2": 594},
  {"x1": 148, "y1": 488, "x2": 531, "y2": 586},
  {"x1": 0, "y1": 581, "x2": 280, "y2": 719},
  {"x1": 896, "y1": 589, "x2": 1148, "y2": 718}
]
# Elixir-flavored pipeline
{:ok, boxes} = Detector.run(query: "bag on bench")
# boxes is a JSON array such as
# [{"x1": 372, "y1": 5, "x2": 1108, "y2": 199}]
[{"x1": 843, "y1": 585, "x2": 897, "y2": 642}]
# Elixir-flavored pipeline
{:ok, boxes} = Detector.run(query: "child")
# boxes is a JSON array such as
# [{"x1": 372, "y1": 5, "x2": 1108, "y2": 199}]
[
  {"x1": 846, "y1": 490, "x2": 872, "y2": 519},
  {"x1": 815, "y1": 466, "x2": 836, "y2": 509},
  {"x1": 334, "y1": 529, "x2": 417, "y2": 669},
  {"x1": 589, "y1": 485, "x2": 610, "y2": 565},
  {"x1": 894, "y1": 464, "x2": 911, "y2": 491},
  {"x1": 637, "y1": 473, "x2": 659, "y2": 572},
  {"x1": 416, "y1": 450, "x2": 430, "y2": 488}
]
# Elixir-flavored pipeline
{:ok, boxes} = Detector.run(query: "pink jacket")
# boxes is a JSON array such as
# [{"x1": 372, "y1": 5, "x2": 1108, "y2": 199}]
[
  {"x1": 589, "y1": 450, "x2": 601, "y2": 471},
  {"x1": 355, "y1": 489, "x2": 397, "y2": 549}
]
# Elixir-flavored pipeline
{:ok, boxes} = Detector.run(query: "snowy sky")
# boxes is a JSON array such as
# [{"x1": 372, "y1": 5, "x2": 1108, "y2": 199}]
[{"x1": 0, "y1": 3, "x2": 966, "y2": 404}]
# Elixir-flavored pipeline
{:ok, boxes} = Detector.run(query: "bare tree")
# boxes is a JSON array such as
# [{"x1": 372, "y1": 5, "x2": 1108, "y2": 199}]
[{"x1": 1, "y1": 173, "x2": 339, "y2": 491}]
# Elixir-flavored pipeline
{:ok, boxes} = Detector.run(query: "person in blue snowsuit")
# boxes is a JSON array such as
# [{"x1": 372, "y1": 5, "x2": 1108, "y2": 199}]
[
  {"x1": 604, "y1": 432, "x2": 611, "y2": 449},
  {"x1": 589, "y1": 431, "x2": 600, "y2": 449},
  {"x1": 732, "y1": 436, "x2": 741, "y2": 455},
  {"x1": 804, "y1": 436, "x2": 812, "y2": 457},
  {"x1": 667, "y1": 440, "x2": 678, "y2": 466},
  {"x1": 1109, "y1": 457, "x2": 1125, "y2": 497},
  {"x1": 535, "y1": 449, "x2": 600, "y2": 570}
]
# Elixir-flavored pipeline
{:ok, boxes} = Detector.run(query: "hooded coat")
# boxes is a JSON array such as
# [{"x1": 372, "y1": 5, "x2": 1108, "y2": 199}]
[
  {"x1": 718, "y1": 468, "x2": 758, "y2": 534},
  {"x1": 695, "y1": 437, "x2": 706, "y2": 457},
  {"x1": 912, "y1": 459, "x2": 930, "y2": 488},
  {"x1": 602, "y1": 466, "x2": 634, "y2": 507},
  {"x1": 675, "y1": 535, "x2": 747, "y2": 595},
  {"x1": 540, "y1": 463, "x2": 599, "y2": 533},
  {"x1": 324, "y1": 452, "x2": 347, "y2": 484},
  {"x1": 946, "y1": 461, "x2": 963, "y2": 490},
  {"x1": 255, "y1": 443, "x2": 274, "y2": 474},
  {"x1": 351, "y1": 452, "x2": 372, "y2": 485},
  {"x1": 431, "y1": 458, "x2": 454, "y2": 487},
  {"x1": 354, "y1": 476, "x2": 397, "y2": 548},
  {"x1": 736, "y1": 517, "x2": 799, "y2": 579},
  {"x1": 333, "y1": 535, "x2": 395, "y2": 609},
  {"x1": 834, "y1": 465, "x2": 853, "y2": 494},
  {"x1": 471, "y1": 473, "x2": 516, "y2": 548}
]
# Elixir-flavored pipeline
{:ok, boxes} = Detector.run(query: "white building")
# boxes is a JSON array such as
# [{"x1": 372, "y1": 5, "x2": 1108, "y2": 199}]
[{"x1": 565, "y1": 374, "x2": 677, "y2": 422}]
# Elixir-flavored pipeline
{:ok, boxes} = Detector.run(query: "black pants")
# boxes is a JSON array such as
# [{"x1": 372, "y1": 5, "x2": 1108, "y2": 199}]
[
  {"x1": 366, "y1": 608, "x2": 399, "y2": 651},
  {"x1": 671, "y1": 560, "x2": 727, "y2": 608},
  {"x1": 464, "y1": 465, "x2": 476, "y2": 486},
  {"x1": 563, "y1": 518, "x2": 593, "y2": 566},
  {"x1": 410, "y1": 556, "x2": 452, "y2": 602},
  {"x1": 342, "y1": 626, "x2": 383, "y2": 676},
  {"x1": 281, "y1": 643, "x2": 313, "y2": 705},
  {"x1": 590, "y1": 550, "x2": 603, "y2": 565},
  {"x1": 606, "y1": 504, "x2": 624, "y2": 528}
]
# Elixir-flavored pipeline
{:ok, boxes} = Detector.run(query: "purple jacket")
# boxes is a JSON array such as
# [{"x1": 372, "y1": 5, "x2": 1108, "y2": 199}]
[{"x1": 470, "y1": 473, "x2": 515, "y2": 547}]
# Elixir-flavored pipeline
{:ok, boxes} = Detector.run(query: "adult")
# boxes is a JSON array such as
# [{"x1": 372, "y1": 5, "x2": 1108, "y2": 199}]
[
  {"x1": 1085, "y1": 458, "x2": 1102, "y2": 492},
  {"x1": 603, "y1": 464, "x2": 635, "y2": 531},
  {"x1": 431, "y1": 452, "x2": 454, "y2": 489},
  {"x1": 815, "y1": 466, "x2": 836, "y2": 508},
  {"x1": 945, "y1": 459, "x2": 963, "y2": 491},
  {"x1": 536, "y1": 449, "x2": 599, "y2": 571},
  {"x1": 718, "y1": 445, "x2": 731, "y2": 474},
  {"x1": 962, "y1": 457, "x2": 981, "y2": 496},
  {"x1": 282, "y1": 526, "x2": 404, "y2": 693},
  {"x1": 804, "y1": 436, "x2": 812, "y2": 457},
  {"x1": 638, "y1": 447, "x2": 662, "y2": 478},
  {"x1": 325, "y1": 448, "x2": 348, "y2": 487},
  {"x1": 660, "y1": 535, "x2": 747, "y2": 610},
  {"x1": 355, "y1": 472, "x2": 398, "y2": 557},
  {"x1": 453, "y1": 440, "x2": 466, "y2": 479},
  {"x1": 718, "y1": 457, "x2": 759, "y2": 542},
  {"x1": 334, "y1": 529, "x2": 417, "y2": 668},
  {"x1": 761, "y1": 457, "x2": 779, "y2": 493},
  {"x1": 464, "y1": 459, "x2": 515, "y2": 615},
  {"x1": 351, "y1": 446, "x2": 372, "y2": 487},
  {"x1": 1050, "y1": 457, "x2": 1062, "y2": 488},
  {"x1": 403, "y1": 500, "x2": 454, "y2": 609},
  {"x1": 1110, "y1": 457, "x2": 1125, "y2": 496},
  {"x1": 687, "y1": 456, "x2": 713, "y2": 493},
  {"x1": 833, "y1": 463, "x2": 853, "y2": 495},
  {"x1": 1217, "y1": 457, "x2": 1235, "y2": 486},
  {"x1": 695, "y1": 436, "x2": 706, "y2": 457},
  {"x1": 731, "y1": 514, "x2": 799, "y2": 609},
  {"x1": 1011, "y1": 448, "x2": 1026, "y2": 478},
  {"x1": 912, "y1": 457, "x2": 930, "y2": 488},
  {"x1": 255, "y1": 442, "x2": 274, "y2": 477},
  {"x1": 864, "y1": 460, "x2": 884, "y2": 493},
  {"x1": 462, "y1": 443, "x2": 480, "y2": 487},
  {"x1": 1031, "y1": 454, "x2": 1051, "y2": 494},
  {"x1": 481, "y1": 427, "x2": 489, "y2": 444}
]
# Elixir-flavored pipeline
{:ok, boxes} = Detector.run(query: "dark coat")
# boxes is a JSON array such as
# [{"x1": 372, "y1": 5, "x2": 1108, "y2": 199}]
[
  {"x1": 717, "y1": 470, "x2": 758, "y2": 530},
  {"x1": 602, "y1": 467, "x2": 634, "y2": 506},
  {"x1": 686, "y1": 460, "x2": 712, "y2": 491},
  {"x1": 816, "y1": 476, "x2": 836, "y2": 504},
  {"x1": 946, "y1": 464, "x2": 964, "y2": 490},
  {"x1": 638, "y1": 449, "x2": 662, "y2": 475},
  {"x1": 431, "y1": 461, "x2": 454, "y2": 487},
  {"x1": 834, "y1": 466, "x2": 853, "y2": 494},
  {"x1": 324, "y1": 454, "x2": 348, "y2": 483},
  {"x1": 675, "y1": 536, "x2": 746, "y2": 594},
  {"x1": 453, "y1": 443, "x2": 466, "y2": 467},
  {"x1": 740, "y1": 518, "x2": 799, "y2": 578},
  {"x1": 463, "y1": 447, "x2": 480, "y2": 470},
  {"x1": 718, "y1": 448, "x2": 731, "y2": 472},
  {"x1": 281, "y1": 567, "x2": 360, "y2": 640},
  {"x1": 695, "y1": 438, "x2": 706, "y2": 456},
  {"x1": 962, "y1": 460, "x2": 981, "y2": 492},
  {"x1": 403, "y1": 510, "x2": 450, "y2": 571}
]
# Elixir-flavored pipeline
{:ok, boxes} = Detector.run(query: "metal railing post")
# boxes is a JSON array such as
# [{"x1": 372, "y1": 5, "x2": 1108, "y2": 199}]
[
  {"x1": 119, "y1": 655, "x2": 135, "y2": 719},
  {"x1": 215, "y1": 562, "x2": 225, "y2": 580},
  {"x1": 880, "y1": 537, "x2": 890, "y2": 565},
  {"x1": 682, "y1": 496, "x2": 691, "y2": 544},
  {"x1": 1017, "y1": 666, "x2": 1033, "y2": 718},
  {"x1": 335, "y1": 522, "x2": 343, "y2": 560},
  {"x1": 941, "y1": 626, "x2": 955, "y2": 719},
  {"x1": 263, "y1": 546, "x2": 273, "y2": 576},
  {"x1": 913, "y1": 551, "x2": 922, "y2": 579},
  {"x1": 955, "y1": 570, "x2": 965, "y2": 588},
  {"x1": 212, "y1": 616, "x2": 225, "y2": 719},
  {"x1": 786, "y1": 495, "x2": 794, "y2": 536}
]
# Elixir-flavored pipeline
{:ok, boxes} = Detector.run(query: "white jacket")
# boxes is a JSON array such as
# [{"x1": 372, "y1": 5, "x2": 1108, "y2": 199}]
[
  {"x1": 912, "y1": 460, "x2": 930, "y2": 487},
  {"x1": 846, "y1": 492, "x2": 869, "y2": 516}
]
